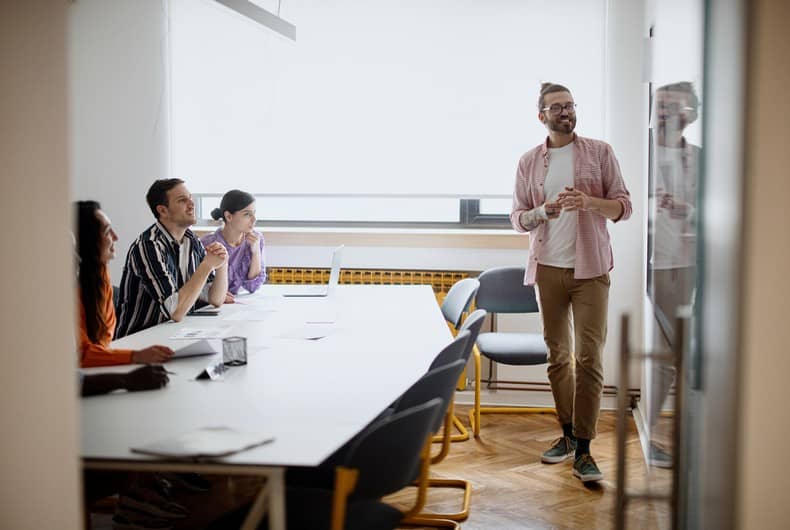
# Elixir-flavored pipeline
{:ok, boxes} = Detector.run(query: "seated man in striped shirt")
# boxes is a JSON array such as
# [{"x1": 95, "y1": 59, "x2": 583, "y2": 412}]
[{"x1": 116, "y1": 178, "x2": 229, "y2": 338}]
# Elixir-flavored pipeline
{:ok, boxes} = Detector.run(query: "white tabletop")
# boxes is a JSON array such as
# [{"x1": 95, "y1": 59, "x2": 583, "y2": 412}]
[{"x1": 81, "y1": 285, "x2": 452, "y2": 467}]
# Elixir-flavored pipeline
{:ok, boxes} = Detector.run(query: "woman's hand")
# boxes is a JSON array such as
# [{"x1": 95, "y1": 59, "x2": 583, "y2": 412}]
[
  {"x1": 246, "y1": 232, "x2": 261, "y2": 255},
  {"x1": 132, "y1": 345, "x2": 174, "y2": 364}
]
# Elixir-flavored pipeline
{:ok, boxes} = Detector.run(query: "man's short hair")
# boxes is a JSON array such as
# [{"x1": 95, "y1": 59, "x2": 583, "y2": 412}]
[
  {"x1": 538, "y1": 82, "x2": 572, "y2": 111},
  {"x1": 146, "y1": 178, "x2": 185, "y2": 219},
  {"x1": 657, "y1": 81, "x2": 699, "y2": 122}
]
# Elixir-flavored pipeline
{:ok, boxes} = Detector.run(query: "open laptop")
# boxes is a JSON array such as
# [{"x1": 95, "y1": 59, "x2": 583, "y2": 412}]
[{"x1": 282, "y1": 245, "x2": 344, "y2": 298}]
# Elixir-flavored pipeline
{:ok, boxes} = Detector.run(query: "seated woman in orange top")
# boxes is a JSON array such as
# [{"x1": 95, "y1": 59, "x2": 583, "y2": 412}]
[{"x1": 76, "y1": 201, "x2": 174, "y2": 367}]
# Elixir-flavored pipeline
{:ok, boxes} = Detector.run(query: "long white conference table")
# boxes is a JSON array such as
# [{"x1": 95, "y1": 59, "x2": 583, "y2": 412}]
[{"x1": 81, "y1": 284, "x2": 452, "y2": 530}]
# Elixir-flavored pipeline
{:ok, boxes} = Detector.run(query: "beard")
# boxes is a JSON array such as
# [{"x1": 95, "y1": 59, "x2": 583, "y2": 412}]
[{"x1": 547, "y1": 115, "x2": 576, "y2": 134}]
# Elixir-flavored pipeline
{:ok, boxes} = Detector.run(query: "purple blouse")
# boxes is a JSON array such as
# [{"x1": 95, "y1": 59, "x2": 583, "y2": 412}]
[{"x1": 201, "y1": 229, "x2": 267, "y2": 294}]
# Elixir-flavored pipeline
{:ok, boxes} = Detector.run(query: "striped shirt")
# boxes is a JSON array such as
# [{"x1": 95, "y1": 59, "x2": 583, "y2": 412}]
[
  {"x1": 511, "y1": 134, "x2": 632, "y2": 285},
  {"x1": 115, "y1": 222, "x2": 213, "y2": 338}
]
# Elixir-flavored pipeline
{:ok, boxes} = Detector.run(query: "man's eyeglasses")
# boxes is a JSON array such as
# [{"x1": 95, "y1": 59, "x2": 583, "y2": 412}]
[
  {"x1": 541, "y1": 103, "x2": 577, "y2": 115},
  {"x1": 657, "y1": 102, "x2": 695, "y2": 115}
]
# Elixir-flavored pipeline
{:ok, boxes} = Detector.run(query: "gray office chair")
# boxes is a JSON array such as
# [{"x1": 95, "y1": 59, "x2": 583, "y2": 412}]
[
  {"x1": 469, "y1": 266, "x2": 555, "y2": 437},
  {"x1": 436, "y1": 277, "x2": 480, "y2": 442},
  {"x1": 440, "y1": 278, "x2": 480, "y2": 330}
]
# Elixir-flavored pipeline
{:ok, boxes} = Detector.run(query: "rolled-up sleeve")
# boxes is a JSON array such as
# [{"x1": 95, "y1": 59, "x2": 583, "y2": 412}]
[{"x1": 601, "y1": 144, "x2": 632, "y2": 222}]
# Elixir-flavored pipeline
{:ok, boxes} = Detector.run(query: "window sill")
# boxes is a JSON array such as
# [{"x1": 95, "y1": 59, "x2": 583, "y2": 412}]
[{"x1": 193, "y1": 225, "x2": 527, "y2": 250}]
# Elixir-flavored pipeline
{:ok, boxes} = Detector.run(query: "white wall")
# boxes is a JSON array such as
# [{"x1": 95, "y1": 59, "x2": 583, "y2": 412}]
[
  {"x1": 69, "y1": 0, "x2": 647, "y2": 391},
  {"x1": 0, "y1": 2, "x2": 81, "y2": 528},
  {"x1": 69, "y1": 0, "x2": 170, "y2": 281}
]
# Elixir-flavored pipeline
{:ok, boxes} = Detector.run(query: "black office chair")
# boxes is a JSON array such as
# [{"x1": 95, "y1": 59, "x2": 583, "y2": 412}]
[
  {"x1": 469, "y1": 266, "x2": 555, "y2": 437},
  {"x1": 392, "y1": 360, "x2": 467, "y2": 528},
  {"x1": 209, "y1": 400, "x2": 445, "y2": 530}
]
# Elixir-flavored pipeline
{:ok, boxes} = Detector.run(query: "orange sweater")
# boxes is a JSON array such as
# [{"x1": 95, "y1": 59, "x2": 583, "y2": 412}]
[{"x1": 78, "y1": 267, "x2": 134, "y2": 367}]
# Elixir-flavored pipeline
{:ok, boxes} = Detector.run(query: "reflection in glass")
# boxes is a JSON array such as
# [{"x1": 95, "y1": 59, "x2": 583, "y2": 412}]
[{"x1": 647, "y1": 81, "x2": 701, "y2": 470}]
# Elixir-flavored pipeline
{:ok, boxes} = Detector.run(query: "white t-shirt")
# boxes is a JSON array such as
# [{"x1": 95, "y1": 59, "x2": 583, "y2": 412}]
[
  {"x1": 651, "y1": 145, "x2": 697, "y2": 269},
  {"x1": 540, "y1": 142, "x2": 577, "y2": 268}
]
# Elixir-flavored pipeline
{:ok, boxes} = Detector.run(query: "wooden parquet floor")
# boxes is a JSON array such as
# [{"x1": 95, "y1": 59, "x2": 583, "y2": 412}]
[
  {"x1": 89, "y1": 408, "x2": 670, "y2": 530},
  {"x1": 384, "y1": 406, "x2": 672, "y2": 530}
]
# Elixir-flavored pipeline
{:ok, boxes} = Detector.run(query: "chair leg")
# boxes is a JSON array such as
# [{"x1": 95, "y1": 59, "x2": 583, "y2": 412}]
[
  {"x1": 469, "y1": 346, "x2": 482, "y2": 437},
  {"x1": 431, "y1": 413, "x2": 469, "y2": 444},
  {"x1": 468, "y1": 346, "x2": 557, "y2": 437},
  {"x1": 411, "y1": 476, "x2": 472, "y2": 522},
  {"x1": 401, "y1": 515, "x2": 461, "y2": 529},
  {"x1": 331, "y1": 467, "x2": 359, "y2": 530}
]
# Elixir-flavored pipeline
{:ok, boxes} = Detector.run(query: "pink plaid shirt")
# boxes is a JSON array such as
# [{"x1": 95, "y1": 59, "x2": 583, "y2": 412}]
[{"x1": 511, "y1": 134, "x2": 632, "y2": 285}]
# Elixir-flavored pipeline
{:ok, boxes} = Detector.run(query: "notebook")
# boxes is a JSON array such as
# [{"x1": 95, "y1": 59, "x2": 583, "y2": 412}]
[
  {"x1": 282, "y1": 245, "x2": 344, "y2": 298},
  {"x1": 131, "y1": 426, "x2": 275, "y2": 460}
]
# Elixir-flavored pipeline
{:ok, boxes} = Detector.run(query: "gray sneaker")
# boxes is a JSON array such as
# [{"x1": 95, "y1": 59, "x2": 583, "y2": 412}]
[
  {"x1": 541, "y1": 436, "x2": 577, "y2": 463},
  {"x1": 573, "y1": 454, "x2": 604, "y2": 482},
  {"x1": 649, "y1": 443, "x2": 673, "y2": 469}
]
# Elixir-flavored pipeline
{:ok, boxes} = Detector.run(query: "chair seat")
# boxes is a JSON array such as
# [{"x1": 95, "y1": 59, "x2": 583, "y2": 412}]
[{"x1": 476, "y1": 332, "x2": 547, "y2": 365}]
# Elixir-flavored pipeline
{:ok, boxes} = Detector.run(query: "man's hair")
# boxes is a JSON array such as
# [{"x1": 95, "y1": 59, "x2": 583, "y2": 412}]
[
  {"x1": 146, "y1": 178, "x2": 185, "y2": 219},
  {"x1": 538, "y1": 82, "x2": 572, "y2": 111},
  {"x1": 657, "y1": 81, "x2": 699, "y2": 119}
]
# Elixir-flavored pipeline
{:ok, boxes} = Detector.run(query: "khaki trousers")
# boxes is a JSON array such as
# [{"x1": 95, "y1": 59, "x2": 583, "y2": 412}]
[{"x1": 535, "y1": 264, "x2": 610, "y2": 440}]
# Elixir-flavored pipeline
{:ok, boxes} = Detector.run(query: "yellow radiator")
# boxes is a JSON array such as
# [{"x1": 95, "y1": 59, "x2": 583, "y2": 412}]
[{"x1": 268, "y1": 267, "x2": 475, "y2": 299}]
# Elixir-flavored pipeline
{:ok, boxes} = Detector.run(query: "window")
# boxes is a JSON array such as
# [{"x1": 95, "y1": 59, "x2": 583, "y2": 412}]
[{"x1": 170, "y1": 0, "x2": 607, "y2": 226}]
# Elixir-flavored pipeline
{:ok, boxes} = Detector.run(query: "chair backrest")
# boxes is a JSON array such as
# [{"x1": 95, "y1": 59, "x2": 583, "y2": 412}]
[
  {"x1": 428, "y1": 330, "x2": 470, "y2": 371},
  {"x1": 476, "y1": 266, "x2": 539, "y2": 314},
  {"x1": 457, "y1": 309, "x2": 487, "y2": 362},
  {"x1": 393, "y1": 360, "x2": 466, "y2": 435},
  {"x1": 112, "y1": 285, "x2": 120, "y2": 313},
  {"x1": 345, "y1": 398, "x2": 444, "y2": 500},
  {"x1": 441, "y1": 278, "x2": 480, "y2": 329}
]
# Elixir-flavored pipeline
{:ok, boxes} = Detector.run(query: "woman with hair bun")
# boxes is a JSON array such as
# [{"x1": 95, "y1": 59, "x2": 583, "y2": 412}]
[{"x1": 200, "y1": 190, "x2": 266, "y2": 302}]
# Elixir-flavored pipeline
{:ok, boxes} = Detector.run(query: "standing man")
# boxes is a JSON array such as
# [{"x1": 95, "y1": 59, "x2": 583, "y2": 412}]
[
  {"x1": 511, "y1": 83, "x2": 632, "y2": 482},
  {"x1": 116, "y1": 178, "x2": 229, "y2": 337}
]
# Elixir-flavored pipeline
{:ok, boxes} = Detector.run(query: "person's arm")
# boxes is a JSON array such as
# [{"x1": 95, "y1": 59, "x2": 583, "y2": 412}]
[
  {"x1": 600, "y1": 142, "x2": 633, "y2": 222},
  {"x1": 557, "y1": 188, "x2": 625, "y2": 220},
  {"x1": 510, "y1": 156, "x2": 560, "y2": 232},
  {"x1": 204, "y1": 242, "x2": 229, "y2": 308},
  {"x1": 171, "y1": 259, "x2": 218, "y2": 320},
  {"x1": 242, "y1": 232, "x2": 267, "y2": 293},
  {"x1": 557, "y1": 144, "x2": 632, "y2": 221},
  {"x1": 78, "y1": 285, "x2": 173, "y2": 367},
  {"x1": 80, "y1": 365, "x2": 169, "y2": 397}
]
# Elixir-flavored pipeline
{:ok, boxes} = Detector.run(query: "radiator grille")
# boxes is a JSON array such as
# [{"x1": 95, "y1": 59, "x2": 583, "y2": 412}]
[{"x1": 268, "y1": 267, "x2": 476, "y2": 297}]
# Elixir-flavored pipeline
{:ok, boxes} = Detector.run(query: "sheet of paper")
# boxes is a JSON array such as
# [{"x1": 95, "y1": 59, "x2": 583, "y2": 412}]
[
  {"x1": 173, "y1": 339, "x2": 219, "y2": 358},
  {"x1": 170, "y1": 326, "x2": 231, "y2": 340}
]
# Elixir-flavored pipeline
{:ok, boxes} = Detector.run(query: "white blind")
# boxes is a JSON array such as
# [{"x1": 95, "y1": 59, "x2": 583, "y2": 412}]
[{"x1": 171, "y1": 0, "x2": 606, "y2": 196}]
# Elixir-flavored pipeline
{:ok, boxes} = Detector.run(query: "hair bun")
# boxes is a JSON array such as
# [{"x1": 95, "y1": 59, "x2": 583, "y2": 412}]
[{"x1": 210, "y1": 208, "x2": 223, "y2": 220}]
